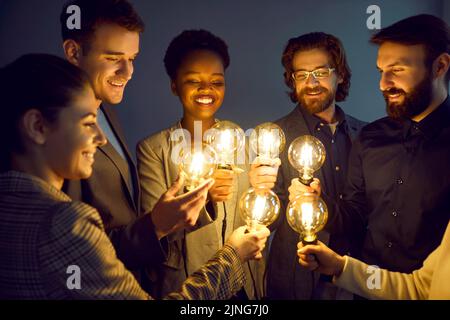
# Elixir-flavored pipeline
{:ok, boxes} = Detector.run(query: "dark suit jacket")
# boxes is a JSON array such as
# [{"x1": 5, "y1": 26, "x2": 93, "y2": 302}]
[
  {"x1": 266, "y1": 105, "x2": 366, "y2": 300},
  {"x1": 63, "y1": 104, "x2": 166, "y2": 273}
]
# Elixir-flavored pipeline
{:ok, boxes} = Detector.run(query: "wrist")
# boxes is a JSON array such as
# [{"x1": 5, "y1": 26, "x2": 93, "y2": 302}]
[
  {"x1": 334, "y1": 254, "x2": 345, "y2": 277},
  {"x1": 150, "y1": 214, "x2": 166, "y2": 240}
]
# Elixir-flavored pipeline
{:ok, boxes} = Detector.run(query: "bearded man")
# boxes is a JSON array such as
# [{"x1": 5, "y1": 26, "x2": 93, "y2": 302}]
[
  {"x1": 287, "y1": 14, "x2": 450, "y2": 298},
  {"x1": 266, "y1": 32, "x2": 366, "y2": 300}
]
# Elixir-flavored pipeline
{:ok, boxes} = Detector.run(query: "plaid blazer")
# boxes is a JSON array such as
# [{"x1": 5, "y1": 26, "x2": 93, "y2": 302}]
[{"x1": 0, "y1": 171, "x2": 245, "y2": 299}]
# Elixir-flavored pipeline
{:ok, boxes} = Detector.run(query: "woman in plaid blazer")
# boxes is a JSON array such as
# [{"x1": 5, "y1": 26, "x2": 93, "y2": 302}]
[{"x1": 0, "y1": 54, "x2": 269, "y2": 299}]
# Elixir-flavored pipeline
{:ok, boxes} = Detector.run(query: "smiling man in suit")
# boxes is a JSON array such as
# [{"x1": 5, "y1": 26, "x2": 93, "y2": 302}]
[{"x1": 60, "y1": 0, "x2": 216, "y2": 289}]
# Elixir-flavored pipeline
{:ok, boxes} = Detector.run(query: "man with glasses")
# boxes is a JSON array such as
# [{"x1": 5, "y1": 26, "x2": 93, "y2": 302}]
[{"x1": 266, "y1": 32, "x2": 366, "y2": 300}]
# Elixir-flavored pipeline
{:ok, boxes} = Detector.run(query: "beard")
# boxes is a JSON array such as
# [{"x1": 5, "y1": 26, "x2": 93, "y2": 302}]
[
  {"x1": 383, "y1": 73, "x2": 433, "y2": 120},
  {"x1": 296, "y1": 86, "x2": 335, "y2": 115}
]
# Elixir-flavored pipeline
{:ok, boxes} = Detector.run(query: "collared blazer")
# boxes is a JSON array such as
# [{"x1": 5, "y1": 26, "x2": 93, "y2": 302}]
[
  {"x1": 137, "y1": 122, "x2": 265, "y2": 299},
  {"x1": 63, "y1": 104, "x2": 165, "y2": 271},
  {"x1": 0, "y1": 171, "x2": 245, "y2": 300}
]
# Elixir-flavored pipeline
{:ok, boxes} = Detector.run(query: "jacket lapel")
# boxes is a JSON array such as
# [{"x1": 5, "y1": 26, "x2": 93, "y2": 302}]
[
  {"x1": 283, "y1": 107, "x2": 327, "y2": 188},
  {"x1": 100, "y1": 105, "x2": 140, "y2": 213}
]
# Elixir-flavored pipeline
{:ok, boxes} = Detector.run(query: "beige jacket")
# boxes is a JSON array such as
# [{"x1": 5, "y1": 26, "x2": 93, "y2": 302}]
[
  {"x1": 334, "y1": 220, "x2": 450, "y2": 299},
  {"x1": 136, "y1": 122, "x2": 265, "y2": 299}
]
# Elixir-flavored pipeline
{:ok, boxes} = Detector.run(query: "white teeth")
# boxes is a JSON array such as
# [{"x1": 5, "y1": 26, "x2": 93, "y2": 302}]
[
  {"x1": 83, "y1": 152, "x2": 94, "y2": 159},
  {"x1": 196, "y1": 97, "x2": 213, "y2": 104},
  {"x1": 108, "y1": 80, "x2": 124, "y2": 87}
]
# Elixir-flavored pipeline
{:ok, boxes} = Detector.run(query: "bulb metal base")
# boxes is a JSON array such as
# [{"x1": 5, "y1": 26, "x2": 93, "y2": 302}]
[
  {"x1": 299, "y1": 177, "x2": 313, "y2": 186},
  {"x1": 218, "y1": 164, "x2": 233, "y2": 171}
]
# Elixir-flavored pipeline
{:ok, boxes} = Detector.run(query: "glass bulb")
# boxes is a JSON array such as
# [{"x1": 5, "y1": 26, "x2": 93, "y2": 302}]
[
  {"x1": 178, "y1": 144, "x2": 217, "y2": 190},
  {"x1": 288, "y1": 135, "x2": 326, "y2": 185},
  {"x1": 204, "y1": 120, "x2": 245, "y2": 168},
  {"x1": 249, "y1": 122, "x2": 286, "y2": 161},
  {"x1": 239, "y1": 188, "x2": 280, "y2": 230},
  {"x1": 286, "y1": 192, "x2": 328, "y2": 244}
]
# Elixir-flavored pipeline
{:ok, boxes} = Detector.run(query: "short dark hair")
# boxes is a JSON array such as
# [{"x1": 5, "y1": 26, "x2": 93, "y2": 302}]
[
  {"x1": 371, "y1": 14, "x2": 450, "y2": 86},
  {"x1": 282, "y1": 32, "x2": 351, "y2": 103},
  {"x1": 164, "y1": 29, "x2": 230, "y2": 80},
  {"x1": 60, "y1": 0, "x2": 145, "y2": 53},
  {"x1": 0, "y1": 54, "x2": 91, "y2": 171}
]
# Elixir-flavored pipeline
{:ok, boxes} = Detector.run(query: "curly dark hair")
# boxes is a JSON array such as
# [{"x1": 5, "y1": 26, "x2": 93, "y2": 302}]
[
  {"x1": 164, "y1": 29, "x2": 230, "y2": 80},
  {"x1": 281, "y1": 32, "x2": 351, "y2": 103},
  {"x1": 371, "y1": 14, "x2": 450, "y2": 87},
  {"x1": 60, "y1": 0, "x2": 145, "y2": 54}
]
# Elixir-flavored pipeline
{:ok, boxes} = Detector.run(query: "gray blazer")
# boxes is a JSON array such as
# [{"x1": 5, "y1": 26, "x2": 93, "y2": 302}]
[{"x1": 137, "y1": 122, "x2": 265, "y2": 299}]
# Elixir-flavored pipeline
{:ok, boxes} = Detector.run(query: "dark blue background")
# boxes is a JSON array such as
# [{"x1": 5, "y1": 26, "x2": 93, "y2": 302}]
[{"x1": 0, "y1": 0, "x2": 448, "y2": 157}]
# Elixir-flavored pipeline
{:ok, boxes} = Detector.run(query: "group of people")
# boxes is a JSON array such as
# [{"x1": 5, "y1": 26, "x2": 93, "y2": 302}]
[{"x1": 0, "y1": 0, "x2": 448, "y2": 300}]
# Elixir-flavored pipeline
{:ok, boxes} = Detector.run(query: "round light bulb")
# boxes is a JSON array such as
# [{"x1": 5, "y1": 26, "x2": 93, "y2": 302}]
[
  {"x1": 178, "y1": 144, "x2": 217, "y2": 190},
  {"x1": 239, "y1": 188, "x2": 280, "y2": 230},
  {"x1": 288, "y1": 135, "x2": 326, "y2": 185},
  {"x1": 286, "y1": 192, "x2": 328, "y2": 244},
  {"x1": 249, "y1": 122, "x2": 286, "y2": 161},
  {"x1": 204, "y1": 120, "x2": 245, "y2": 169}
]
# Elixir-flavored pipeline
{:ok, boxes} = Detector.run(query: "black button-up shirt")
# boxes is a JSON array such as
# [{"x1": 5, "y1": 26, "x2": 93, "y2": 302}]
[
  {"x1": 294, "y1": 106, "x2": 361, "y2": 255},
  {"x1": 325, "y1": 96, "x2": 450, "y2": 272},
  {"x1": 302, "y1": 106, "x2": 352, "y2": 206}
]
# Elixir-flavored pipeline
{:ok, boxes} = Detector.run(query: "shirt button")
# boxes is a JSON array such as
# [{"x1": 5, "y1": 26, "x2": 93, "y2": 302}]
[
  {"x1": 339, "y1": 194, "x2": 343, "y2": 200},
  {"x1": 317, "y1": 127, "x2": 321, "y2": 131},
  {"x1": 392, "y1": 211, "x2": 398, "y2": 217},
  {"x1": 331, "y1": 139, "x2": 335, "y2": 144},
  {"x1": 335, "y1": 165, "x2": 340, "y2": 171},
  {"x1": 397, "y1": 178, "x2": 403, "y2": 185},
  {"x1": 387, "y1": 242, "x2": 393, "y2": 248},
  {"x1": 320, "y1": 123, "x2": 324, "y2": 127}
]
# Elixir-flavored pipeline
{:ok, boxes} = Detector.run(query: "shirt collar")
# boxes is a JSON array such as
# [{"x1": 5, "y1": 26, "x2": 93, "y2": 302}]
[
  {"x1": 403, "y1": 96, "x2": 450, "y2": 139},
  {"x1": 295, "y1": 104, "x2": 348, "y2": 134},
  {"x1": 417, "y1": 96, "x2": 450, "y2": 136}
]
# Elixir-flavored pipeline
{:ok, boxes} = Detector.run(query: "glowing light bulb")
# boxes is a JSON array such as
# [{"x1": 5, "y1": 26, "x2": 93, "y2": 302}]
[
  {"x1": 249, "y1": 122, "x2": 286, "y2": 162},
  {"x1": 286, "y1": 192, "x2": 328, "y2": 244},
  {"x1": 179, "y1": 145, "x2": 217, "y2": 190},
  {"x1": 288, "y1": 135, "x2": 326, "y2": 185},
  {"x1": 239, "y1": 188, "x2": 280, "y2": 231},
  {"x1": 205, "y1": 120, "x2": 245, "y2": 169}
]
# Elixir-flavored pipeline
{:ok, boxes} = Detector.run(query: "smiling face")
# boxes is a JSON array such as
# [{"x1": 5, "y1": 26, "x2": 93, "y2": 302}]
[
  {"x1": 377, "y1": 42, "x2": 432, "y2": 119},
  {"x1": 76, "y1": 23, "x2": 140, "y2": 105},
  {"x1": 171, "y1": 49, "x2": 225, "y2": 121},
  {"x1": 44, "y1": 86, "x2": 107, "y2": 181},
  {"x1": 292, "y1": 48, "x2": 342, "y2": 115}
]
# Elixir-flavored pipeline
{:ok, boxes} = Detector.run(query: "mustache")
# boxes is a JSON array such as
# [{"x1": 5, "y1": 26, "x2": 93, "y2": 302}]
[
  {"x1": 383, "y1": 88, "x2": 406, "y2": 97},
  {"x1": 300, "y1": 87, "x2": 328, "y2": 95}
]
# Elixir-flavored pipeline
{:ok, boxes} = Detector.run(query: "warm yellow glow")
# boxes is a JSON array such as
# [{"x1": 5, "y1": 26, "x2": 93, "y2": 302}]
[
  {"x1": 300, "y1": 144, "x2": 313, "y2": 167},
  {"x1": 301, "y1": 202, "x2": 314, "y2": 230},
  {"x1": 261, "y1": 131, "x2": 275, "y2": 154},
  {"x1": 218, "y1": 129, "x2": 233, "y2": 152},
  {"x1": 189, "y1": 152, "x2": 205, "y2": 178},
  {"x1": 252, "y1": 194, "x2": 266, "y2": 221}
]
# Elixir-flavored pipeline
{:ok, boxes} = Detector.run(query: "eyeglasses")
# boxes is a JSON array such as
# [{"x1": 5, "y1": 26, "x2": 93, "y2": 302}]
[{"x1": 291, "y1": 67, "x2": 335, "y2": 81}]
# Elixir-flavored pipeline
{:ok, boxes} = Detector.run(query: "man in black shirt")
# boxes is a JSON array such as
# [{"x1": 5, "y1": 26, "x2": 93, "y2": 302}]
[
  {"x1": 291, "y1": 15, "x2": 450, "y2": 276},
  {"x1": 266, "y1": 32, "x2": 366, "y2": 300}
]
